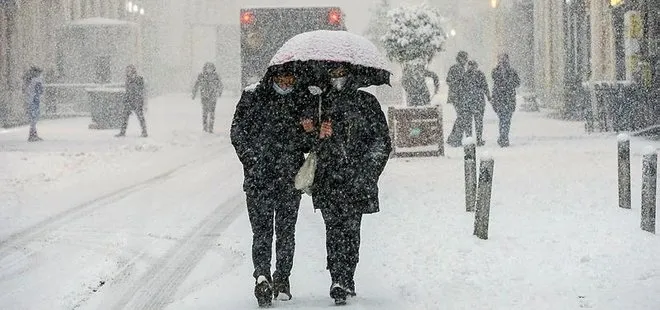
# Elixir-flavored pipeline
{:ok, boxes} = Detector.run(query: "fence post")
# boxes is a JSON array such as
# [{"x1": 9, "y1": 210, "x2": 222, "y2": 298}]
[
  {"x1": 474, "y1": 155, "x2": 494, "y2": 240},
  {"x1": 641, "y1": 146, "x2": 657, "y2": 234},
  {"x1": 618, "y1": 134, "x2": 631, "y2": 209},
  {"x1": 464, "y1": 137, "x2": 477, "y2": 212}
]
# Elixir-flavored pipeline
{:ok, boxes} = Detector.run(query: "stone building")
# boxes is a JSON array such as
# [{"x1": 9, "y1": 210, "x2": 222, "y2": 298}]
[{"x1": 1, "y1": 0, "x2": 139, "y2": 126}]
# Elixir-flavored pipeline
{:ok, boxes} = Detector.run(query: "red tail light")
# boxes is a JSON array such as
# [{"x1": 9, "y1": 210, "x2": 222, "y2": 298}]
[
  {"x1": 241, "y1": 11, "x2": 255, "y2": 24},
  {"x1": 328, "y1": 9, "x2": 342, "y2": 25}
]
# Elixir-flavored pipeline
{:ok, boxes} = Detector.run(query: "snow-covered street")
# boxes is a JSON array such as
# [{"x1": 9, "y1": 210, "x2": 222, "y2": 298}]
[{"x1": 1, "y1": 93, "x2": 659, "y2": 309}]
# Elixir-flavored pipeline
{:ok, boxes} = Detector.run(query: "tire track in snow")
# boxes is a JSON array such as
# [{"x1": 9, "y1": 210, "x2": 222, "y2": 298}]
[
  {"x1": 0, "y1": 146, "x2": 232, "y2": 265},
  {"x1": 108, "y1": 192, "x2": 245, "y2": 310}
]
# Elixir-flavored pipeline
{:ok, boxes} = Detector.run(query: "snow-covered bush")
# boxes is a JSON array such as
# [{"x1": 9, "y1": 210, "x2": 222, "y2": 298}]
[{"x1": 380, "y1": 4, "x2": 447, "y2": 64}]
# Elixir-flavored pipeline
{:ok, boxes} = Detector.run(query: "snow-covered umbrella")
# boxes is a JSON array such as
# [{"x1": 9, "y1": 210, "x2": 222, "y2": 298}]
[{"x1": 268, "y1": 30, "x2": 392, "y2": 87}]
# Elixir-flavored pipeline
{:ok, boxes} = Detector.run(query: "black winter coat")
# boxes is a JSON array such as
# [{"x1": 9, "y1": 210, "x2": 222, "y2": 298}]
[
  {"x1": 230, "y1": 83, "x2": 309, "y2": 194},
  {"x1": 124, "y1": 75, "x2": 145, "y2": 107},
  {"x1": 306, "y1": 87, "x2": 392, "y2": 214},
  {"x1": 193, "y1": 72, "x2": 223, "y2": 101},
  {"x1": 446, "y1": 63, "x2": 467, "y2": 107},
  {"x1": 464, "y1": 69, "x2": 490, "y2": 111},
  {"x1": 491, "y1": 64, "x2": 520, "y2": 114}
]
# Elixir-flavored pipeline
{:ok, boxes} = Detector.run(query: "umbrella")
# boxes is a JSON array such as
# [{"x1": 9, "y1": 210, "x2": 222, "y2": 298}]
[{"x1": 268, "y1": 30, "x2": 391, "y2": 87}]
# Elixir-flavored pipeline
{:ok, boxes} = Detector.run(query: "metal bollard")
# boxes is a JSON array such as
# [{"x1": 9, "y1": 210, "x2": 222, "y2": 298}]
[
  {"x1": 641, "y1": 146, "x2": 657, "y2": 234},
  {"x1": 618, "y1": 134, "x2": 631, "y2": 209},
  {"x1": 474, "y1": 155, "x2": 494, "y2": 240},
  {"x1": 464, "y1": 137, "x2": 477, "y2": 212}
]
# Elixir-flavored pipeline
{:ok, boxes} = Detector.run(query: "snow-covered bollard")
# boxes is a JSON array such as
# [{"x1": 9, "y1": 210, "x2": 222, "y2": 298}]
[
  {"x1": 473, "y1": 152, "x2": 494, "y2": 240},
  {"x1": 641, "y1": 146, "x2": 657, "y2": 234},
  {"x1": 463, "y1": 137, "x2": 477, "y2": 212},
  {"x1": 617, "y1": 134, "x2": 631, "y2": 209}
]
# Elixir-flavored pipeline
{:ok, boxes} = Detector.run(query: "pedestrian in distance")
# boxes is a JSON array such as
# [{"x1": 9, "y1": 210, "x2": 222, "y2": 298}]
[
  {"x1": 464, "y1": 60, "x2": 491, "y2": 146},
  {"x1": 23, "y1": 66, "x2": 45, "y2": 142},
  {"x1": 192, "y1": 62, "x2": 223, "y2": 133},
  {"x1": 445, "y1": 51, "x2": 470, "y2": 147},
  {"x1": 491, "y1": 53, "x2": 520, "y2": 147},
  {"x1": 116, "y1": 65, "x2": 147, "y2": 138}
]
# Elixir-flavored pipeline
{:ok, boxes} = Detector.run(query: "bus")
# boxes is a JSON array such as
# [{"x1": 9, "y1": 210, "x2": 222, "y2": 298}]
[{"x1": 239, "y1": 6, "x2": 347, "y2": 87}]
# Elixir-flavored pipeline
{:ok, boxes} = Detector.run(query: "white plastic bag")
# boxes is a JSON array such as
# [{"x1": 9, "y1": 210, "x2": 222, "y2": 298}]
[{"x1": 295, "y1": 152, "x2": 317, "y2": 194}]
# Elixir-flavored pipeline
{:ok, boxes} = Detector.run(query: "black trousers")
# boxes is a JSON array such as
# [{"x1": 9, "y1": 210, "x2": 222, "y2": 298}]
[
  {"x1": 497, "y1": 110, "x2": 513, "y2": 146},
  {"x1": 447, "y1": 105, "x2": 471, "y2": 145},
  {"x1": 321, "y1": 202, "x2": 363, "y2": 289},
  {"x1": 119, "y1": 104, "x2": 147, "y2": 135},
  {"x1": 201, "y1": 98, "x2": 216, "y2": 132},
  {"x1": 468, "y1": 105, "x2": 485, "y2": 143},
  {"x1": 246, "y1": 190, "x2": 301, "y2": 281}
]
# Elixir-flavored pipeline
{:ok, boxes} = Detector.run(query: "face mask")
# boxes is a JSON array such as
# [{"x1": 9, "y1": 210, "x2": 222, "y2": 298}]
[
  {"x1": 273, "y1": 82, "x2": 293, "y2": 95},
  {"x1": 331, "y1": 77, "x2": 347, "y2": 90}
]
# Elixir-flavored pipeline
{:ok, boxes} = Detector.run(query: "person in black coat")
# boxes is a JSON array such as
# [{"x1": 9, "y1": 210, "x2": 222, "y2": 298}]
[
  {"x1": 491, "y1": 53, "x2": 520, "y2": 147},
  {"x1": 192, "y1": 62, "x2": 223, "y2": 133},
  {"x1": 446, "y1": 51, "x2": 470, "y2": 147},
  {"x1": 464, "y1": 60, "x2": 491, "y2": 146},
  {"x1": 300, "y1": 62, "x2": 392, "y2": 305},
  {"x1": 230, "y1": 63, "x2": 309, "y2": 307},
  {"x1": 116, "y1": 65, "x2": 147, "y2": 137}
]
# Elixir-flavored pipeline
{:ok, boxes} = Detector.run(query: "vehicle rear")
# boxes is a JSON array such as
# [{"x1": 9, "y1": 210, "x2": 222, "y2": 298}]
[{"x1": 240, "y1": 6, "x2": 347, "y2": 87}]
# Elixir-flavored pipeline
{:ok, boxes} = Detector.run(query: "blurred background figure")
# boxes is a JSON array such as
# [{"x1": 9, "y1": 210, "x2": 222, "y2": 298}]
[
  {"x1": 192, "y1": 62, "x2": 223, "y2": 133},
  {"x1": 116, "y1": 65, "x2": 148, "y2": 138},
  {"x1": 23, "y1": 66, "x2": 44, "y2": 142}
]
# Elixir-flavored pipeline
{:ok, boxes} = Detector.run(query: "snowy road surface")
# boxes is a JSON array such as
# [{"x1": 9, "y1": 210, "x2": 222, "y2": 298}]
[{"x1": 1, "y1": 93, "x2": 659, "y2": 309}]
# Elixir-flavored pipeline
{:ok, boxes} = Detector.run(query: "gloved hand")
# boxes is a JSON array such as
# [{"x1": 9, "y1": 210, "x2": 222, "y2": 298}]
[{"x1": 308, "y1": 85, "x2": 323, "y2": 95}]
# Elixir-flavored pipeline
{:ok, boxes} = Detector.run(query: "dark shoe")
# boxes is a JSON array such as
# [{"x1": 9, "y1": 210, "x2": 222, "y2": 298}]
[
  {"x1": 346, "y1": 280, "x2": 356, "y2": 297},
  {"x1": 255, "y1": 276, "x2": 273, "y2": 308},
  {"x1": 115, "y1": 133, "x2": 126, "y2": 137},
  {"x1": 497, "y1": 138, "x2": 509, "y2": 147},
  {"x1": 272, "y1": 276, "x2": 292, "y2": 300},
  {"x1": 141, "y1": 132, "x2": 148, "y2": 138},
  {"x1": 330, "y1": 283, "x2": 348, "y2": 305},
  {"x1": 27, "y1": 135, "x2": 42, "y2": 142},
  {"x1": 477, "y1": 140, "x2": 485, "y2": 146}
]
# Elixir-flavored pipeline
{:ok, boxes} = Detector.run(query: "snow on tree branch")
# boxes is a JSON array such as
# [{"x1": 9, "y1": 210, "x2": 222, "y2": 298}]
[{"x1": 380, "y1": 4, "x2": 447, "y2": 64}]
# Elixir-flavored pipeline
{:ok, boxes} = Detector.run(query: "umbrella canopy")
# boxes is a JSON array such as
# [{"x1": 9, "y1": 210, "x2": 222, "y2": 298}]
[{"x1": 269, "y1": 30, "x2": 391, "y2": 87}]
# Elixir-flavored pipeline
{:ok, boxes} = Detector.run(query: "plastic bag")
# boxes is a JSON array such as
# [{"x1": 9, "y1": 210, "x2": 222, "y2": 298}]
[{"x1": 295, "y1": 152, "x2": 317, "y2": 195}]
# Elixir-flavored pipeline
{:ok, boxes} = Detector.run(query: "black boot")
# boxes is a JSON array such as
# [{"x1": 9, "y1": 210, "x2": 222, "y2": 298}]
[
  {"x1": 254, "y1": 275, "x2": 273, "y2": 308},
  {"x1": 28, "y1": 127, "x2": 42, "y2": 142},
  {"x1": 345, "y1": 279, "x2": 356, "y2": 297},
  {"x1": 272, "y1": 275, "x2": 292, "y2": 300},
  {"x1": 330, "y1": 283, "x2": 348, "y2": 305}
]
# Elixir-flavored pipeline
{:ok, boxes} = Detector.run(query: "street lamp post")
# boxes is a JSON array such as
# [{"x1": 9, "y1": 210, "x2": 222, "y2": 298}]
[{"x1": 491, "y1": 0, "x2": 503, "y2": 63}]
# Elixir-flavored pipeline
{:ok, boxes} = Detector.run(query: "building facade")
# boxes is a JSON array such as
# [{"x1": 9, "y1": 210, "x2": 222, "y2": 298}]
[
  {"x1": 0, "y1": 0, "x2": 136, "y2": 126},
  {"x1": 532, "y1": 0, "x2": 659, "y2": 119}
]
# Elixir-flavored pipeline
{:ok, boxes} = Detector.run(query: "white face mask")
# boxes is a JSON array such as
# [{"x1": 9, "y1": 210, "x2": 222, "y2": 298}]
[
  {"x1": 273, "y1": 82, "x2": 293, "y2": 95},
  {"x1": 331, "y1": 77, "x2": 347, "y2": 90}
]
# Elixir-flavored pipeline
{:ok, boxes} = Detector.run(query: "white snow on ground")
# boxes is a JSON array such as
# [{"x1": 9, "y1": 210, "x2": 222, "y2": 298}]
[{"x1": 1, "y1": 92, "x2": 659, "y2": 310}]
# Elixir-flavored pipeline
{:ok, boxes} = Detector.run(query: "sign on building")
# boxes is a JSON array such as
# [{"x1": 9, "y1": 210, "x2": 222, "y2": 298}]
[
  {"x1": 387, "y1": 105, "x2": 444, "y2": 157},
  {"x1": 624, "y1": 10, "x2": 643, "y2": 81}
]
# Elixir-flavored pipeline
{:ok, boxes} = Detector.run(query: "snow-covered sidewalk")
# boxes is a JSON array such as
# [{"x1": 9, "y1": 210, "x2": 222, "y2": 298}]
[
  {"x1": 1, "y1": 93, "x2": 658, "y2": 310},
  {"x1": 164, "y1": 102, "x2": 660, "y2": 309},
  {"x1": 0, "y1": 94, "x2": 234, "y2": 238}
]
